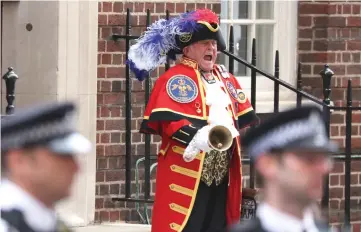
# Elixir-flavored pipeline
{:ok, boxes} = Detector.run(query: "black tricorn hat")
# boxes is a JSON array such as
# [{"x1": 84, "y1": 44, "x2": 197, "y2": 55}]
[
  {"x1": 174, "y1": 21, "x2": 226, "y2": 53},
  {"x1": 241, "y1": 105, "x2": 339, "y2": 162},
  {"x1": 170, "y1": 9, "x2": 226, "y2": 55}
]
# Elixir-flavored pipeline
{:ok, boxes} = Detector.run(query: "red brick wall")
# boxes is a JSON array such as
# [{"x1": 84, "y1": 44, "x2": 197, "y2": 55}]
[
  {"x1": 97, "y1": 1, "x2": 221, "y2": 223},
  {"x1": 298, "y1": 1, "x2": 361, "y2": 230}
]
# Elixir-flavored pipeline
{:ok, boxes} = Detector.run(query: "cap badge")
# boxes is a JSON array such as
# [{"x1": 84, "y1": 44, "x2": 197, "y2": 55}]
[{"x1": 179, "y1": 33, "x2": 192, "y2": 43}]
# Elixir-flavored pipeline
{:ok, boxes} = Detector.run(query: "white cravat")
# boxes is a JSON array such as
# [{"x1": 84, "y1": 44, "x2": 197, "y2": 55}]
[
  {"x1": 0, "y1": 178, "x2": 57, "y2": 231},
  {"x1": 257, "y1": 203, "x2": 320, "y2": 232},
  {"x1": 201, "y1": 73, "x2": 239, "y2": 137},
  {"x1": 200, "y1": 72, "x2": 225, "y2": 93}
]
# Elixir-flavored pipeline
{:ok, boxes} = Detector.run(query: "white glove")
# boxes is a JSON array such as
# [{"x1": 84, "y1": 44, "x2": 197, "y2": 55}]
[{"x1": 183, "y1": 125, "x2": 212, "y2": 162}]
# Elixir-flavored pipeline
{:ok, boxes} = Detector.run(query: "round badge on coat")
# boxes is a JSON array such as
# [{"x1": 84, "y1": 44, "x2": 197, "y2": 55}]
[
  {"x1": 237, "y1": 90, "x2": 247, "y2": 103},
  {"x1": 166, "y1": 75, "x2": 198, "y2": 103},
  {"x1": 226, "y1": 81, "x2": 247, "y2": 103}
]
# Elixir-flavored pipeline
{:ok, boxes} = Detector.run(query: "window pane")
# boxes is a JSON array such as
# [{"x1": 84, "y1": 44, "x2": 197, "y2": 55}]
[
  {"x1": 217, "y1": 24, "x2": 229, "y2": 68},
  {"x1": 217, "y1": 24, "x2": 249, "y2": 77},
  {"x1": 233, "y1": 25, "x2": 249, "y2": 76},
  {"x1": 221, "y1": 1, "x2": 231, "y2": 19},
  {"x1": 256, "y1": 0, "x2": 274, "y2": 19},
  {"x1": 256, "y1": 25, "x2": 274, "y2": 73},
  {"x1": 233, "y1": 0, "x2": 249, "y2": 19}
]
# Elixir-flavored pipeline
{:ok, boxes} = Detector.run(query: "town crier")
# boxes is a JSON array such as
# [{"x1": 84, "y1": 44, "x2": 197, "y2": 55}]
[{"x1": 127, "y1": 8, "x2": 259, "y2": 232}]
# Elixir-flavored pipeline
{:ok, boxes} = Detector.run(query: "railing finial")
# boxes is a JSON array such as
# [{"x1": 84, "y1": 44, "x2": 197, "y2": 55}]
[
  {"x1": 2, "y1": 67, "x2": 19, "y2": 115},
  {"x1": 319, "y1": 64, "x2": 334, "y2": 106}
]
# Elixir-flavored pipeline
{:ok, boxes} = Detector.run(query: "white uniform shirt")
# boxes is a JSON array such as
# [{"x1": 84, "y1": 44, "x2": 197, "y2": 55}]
[
  {"x1": 0, "y1": 179, "x2": 57, "y2": 231},
  {"x1": 256, "y1": 203, "x2": 321, "y2": 232}
]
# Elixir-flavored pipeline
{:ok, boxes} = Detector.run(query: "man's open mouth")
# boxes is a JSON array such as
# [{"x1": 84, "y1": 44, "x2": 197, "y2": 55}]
[{"x1": 204, "y1": 55, "x2": 213, "y2": 61}]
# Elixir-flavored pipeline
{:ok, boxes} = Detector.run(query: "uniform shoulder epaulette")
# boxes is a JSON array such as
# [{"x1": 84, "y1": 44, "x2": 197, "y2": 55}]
[{"x1": 1, "y1": 209, "x2": 36, "y2": 232}]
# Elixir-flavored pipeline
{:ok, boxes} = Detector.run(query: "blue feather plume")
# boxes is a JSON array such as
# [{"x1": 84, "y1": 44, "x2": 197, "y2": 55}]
[{"x1": 127, "y1": 10, "x2": 203, "y2": 81}]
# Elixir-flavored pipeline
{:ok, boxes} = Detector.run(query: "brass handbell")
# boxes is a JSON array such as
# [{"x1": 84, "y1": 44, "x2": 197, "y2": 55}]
[{"x1": 208, "y1": 125, "x2": 233, "y2": 151}]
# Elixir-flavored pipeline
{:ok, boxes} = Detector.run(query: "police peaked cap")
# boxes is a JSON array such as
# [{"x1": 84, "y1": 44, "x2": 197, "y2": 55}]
[
  {"x1": 241, "y1": 105, "x2": 339, "y2": 161},
  {"x1": 1, "y1": 101, "x2": 91, "y2": 155}
]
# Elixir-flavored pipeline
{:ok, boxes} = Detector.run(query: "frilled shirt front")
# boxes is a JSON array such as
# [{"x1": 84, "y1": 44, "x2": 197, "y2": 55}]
[{"x1": 199, "y1": 70, "x2": 231, "y2": 186}]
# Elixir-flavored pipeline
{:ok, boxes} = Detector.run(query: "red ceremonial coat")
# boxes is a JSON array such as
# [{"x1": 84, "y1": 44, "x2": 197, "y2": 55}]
[{"x1": 139, "y1": 56, "x2": 258, "y2": 232}]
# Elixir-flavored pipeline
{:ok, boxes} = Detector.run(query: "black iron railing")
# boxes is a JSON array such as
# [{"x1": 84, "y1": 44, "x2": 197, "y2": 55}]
[{"x1": 110, "y1": 8, "x2": 359, "y2": 229}]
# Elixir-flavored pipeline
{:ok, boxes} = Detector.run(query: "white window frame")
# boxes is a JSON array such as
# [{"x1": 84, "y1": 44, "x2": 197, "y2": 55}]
[{"x1": 220, "y1": 0, "x2": 299, "y2": 113}]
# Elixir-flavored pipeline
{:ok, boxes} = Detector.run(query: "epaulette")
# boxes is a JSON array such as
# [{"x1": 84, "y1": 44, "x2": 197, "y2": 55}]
[{"x1": 1, "y1": 209, "x2": 36, "y2": 232}]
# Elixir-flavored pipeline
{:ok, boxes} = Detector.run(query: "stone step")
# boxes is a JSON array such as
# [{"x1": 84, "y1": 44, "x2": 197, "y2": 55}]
[{"x1": 74, "y1": 223, "x2": 151, "y2": 232}]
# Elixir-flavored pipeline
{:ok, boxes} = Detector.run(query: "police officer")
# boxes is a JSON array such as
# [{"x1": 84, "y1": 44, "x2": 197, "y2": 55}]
[
  {"x1": 229, "y1": 105, "x2": 338, "y2": 232},
  {"x1": 0, "y1": 101, "x2": 92, "y2": 232}
]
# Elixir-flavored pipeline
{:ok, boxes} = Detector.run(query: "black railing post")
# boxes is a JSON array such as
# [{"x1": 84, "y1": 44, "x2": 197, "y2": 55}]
[
  {"x1": 319, "y1": 64, "x2": 334, "y2": 215},
  {"x1": 228, "y1": 25, "x2": 234, "y2": 74},
  {"x1": 321, "y1": 106, "x2": 331, "y2": 214},
  {"x1": 251, "y1": 38, "x2": 256, "y2": 110},
  {"x1": 144, "y1": 9, "x2": 151, "y2": 201},
  {"x1": 165, "y1": 10, "x2": 170, "y2": 71},
  {"x1": 344, "y1": 79, "x2": 352, "y2": 230},
  {"x1": 2, "y1": 67, "x2": 18, "y2": 115},
  {"x1": 273, "y1": 50, "x2": 279, "y2": 113},
  {"x1": 250, "y1": 38, "x2": 256, "y2": 189},
  {"x1": 296, "y1": 62, "x2": 302, "y2": 107},
  {"x1": 125, "y1": 8, "x2": 132, "y2": 199}
]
